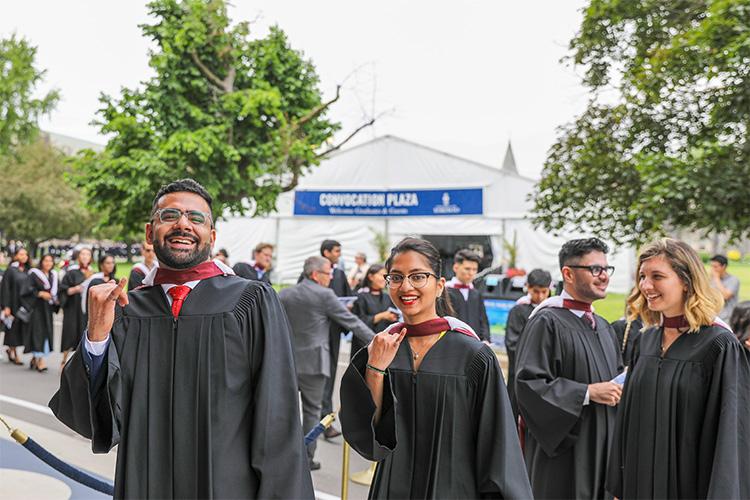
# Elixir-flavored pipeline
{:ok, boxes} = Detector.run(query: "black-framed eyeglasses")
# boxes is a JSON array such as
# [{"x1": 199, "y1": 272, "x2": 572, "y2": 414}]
[
  {"x1": 567, "y1": 265, "x2": 615, "y2": 277},
  {"x1": 153, "y1": 208, "x2": 211, "y2": 226},
  {"x1": 385, "y1": 272, "x2": 438, "y2": 289}
]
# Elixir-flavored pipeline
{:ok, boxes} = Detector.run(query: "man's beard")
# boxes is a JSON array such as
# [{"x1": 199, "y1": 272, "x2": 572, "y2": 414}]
[{"x1": 153, "y1": 231, "x2": 212, "y2": 269}]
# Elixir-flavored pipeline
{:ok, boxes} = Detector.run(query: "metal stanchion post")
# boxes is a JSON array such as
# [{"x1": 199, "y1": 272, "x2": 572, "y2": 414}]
[{"x1": 341, "y1": 440, "x2": 351, "y2": 500}]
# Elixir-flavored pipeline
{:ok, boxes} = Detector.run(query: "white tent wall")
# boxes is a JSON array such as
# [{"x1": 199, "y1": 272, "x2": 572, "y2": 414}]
[{"x1": 214, "y1": 135, "x2": 636, "y2": 293}]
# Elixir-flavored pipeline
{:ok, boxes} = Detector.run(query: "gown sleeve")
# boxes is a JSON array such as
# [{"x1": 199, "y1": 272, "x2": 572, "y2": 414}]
[
  {"x1": 514, "y1": 312, "x2": 588, "y2": 456},
  {"x1": 127, "y1": 269, "x2": 145, "y2": 291},
  {"x1": 478, "y1": 298, "x2": 491, "y2": 342},
  {"x1": 469, "y1": 346, "x2": 533, "y2": 499},
  {"x1": 238, "y1": 282, "x2": 315, "y2": 499},
  {"x1": 340, "y1": 347, "x2": 398, "y2": 461},
  {"x1": 703, "y1": 336, "x2": 750, "y2": 499},
  {"x1": 49, "y1": 299, "x2": 125, "y2": 454}
]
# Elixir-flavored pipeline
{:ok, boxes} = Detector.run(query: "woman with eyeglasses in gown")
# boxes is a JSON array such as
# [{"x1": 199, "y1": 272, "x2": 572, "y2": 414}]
[
  {"x1": 340, "y1": 237, "x2": 532, "y2": 499},
  {"x1": 606, "y1": 238, "x2": 750, "y2": 499}
]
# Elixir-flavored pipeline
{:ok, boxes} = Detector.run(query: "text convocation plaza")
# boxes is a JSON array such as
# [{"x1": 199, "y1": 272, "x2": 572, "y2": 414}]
[{"x1": 320, "y1": 192, "x2": 418, "y2": 216}]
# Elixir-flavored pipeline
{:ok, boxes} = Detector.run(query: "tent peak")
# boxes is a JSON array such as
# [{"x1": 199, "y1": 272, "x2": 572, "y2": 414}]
[{"x1": 501, "y1": 142, "x2": 518, "y2": 175}]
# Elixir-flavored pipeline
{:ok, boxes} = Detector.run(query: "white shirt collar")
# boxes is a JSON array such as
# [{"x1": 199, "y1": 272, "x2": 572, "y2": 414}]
[{"x1": 142, "y1": 258, "x2": 234, "y2": 287}]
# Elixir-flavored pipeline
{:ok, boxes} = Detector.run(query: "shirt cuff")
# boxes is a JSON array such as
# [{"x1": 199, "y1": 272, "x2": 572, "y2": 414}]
[
  {"x1": 85, "y1": 333, "x2": 110, "y2": 355},
  {"x1": 583, "y1": 388, "x2": 590, "y2": 406}
]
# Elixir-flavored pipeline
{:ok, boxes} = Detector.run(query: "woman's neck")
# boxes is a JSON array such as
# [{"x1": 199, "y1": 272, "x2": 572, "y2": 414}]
[{"x1": 403, "y1": 310, "x2": 440, "y2": 325}]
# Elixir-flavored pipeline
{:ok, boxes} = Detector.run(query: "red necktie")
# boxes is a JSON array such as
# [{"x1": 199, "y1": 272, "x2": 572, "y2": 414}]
[
  {"x1": 562, "y1": 298, "x2": 596, "y2": 329},
  {"x1": 168, "y1": 285, "x2": 191, "y2": 318}
]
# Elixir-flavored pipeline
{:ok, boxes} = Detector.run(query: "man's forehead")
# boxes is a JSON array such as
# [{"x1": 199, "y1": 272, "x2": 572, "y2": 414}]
[
  {"x1": 157, "y1": 191, "x2": 210, "y2": 211},
  {"x1": 578, "y1": 250, "x2": 607, "y2": 264}
]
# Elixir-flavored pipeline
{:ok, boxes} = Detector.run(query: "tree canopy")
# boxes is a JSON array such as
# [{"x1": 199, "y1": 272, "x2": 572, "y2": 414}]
[
  {"x1": 71, "y1": 0, "x2": 368, "y2": 236},
  {"x1": 0, "y1": 139, "x2": 94, "y2": 247},
  {"x1": 531, "y1": 0, "x2": 750, "y2": 245},
  {"x1": 0, "y1": 34, "x2": 59, "y2": 156}
]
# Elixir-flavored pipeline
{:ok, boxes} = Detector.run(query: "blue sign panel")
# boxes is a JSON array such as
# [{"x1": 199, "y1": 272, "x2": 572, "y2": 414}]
[
  {"x1": 294, "y1": 188, "x2": 483, "y2": 217},
  {"x1": 484, "y1": 298, "x2": 517, "y2": 350}
]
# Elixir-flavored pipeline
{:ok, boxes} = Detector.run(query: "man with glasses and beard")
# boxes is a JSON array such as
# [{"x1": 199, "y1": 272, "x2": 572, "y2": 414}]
[
  {"x1": 515, "y1": 238, "x2": 623, "y2": 500},
  {"x1": 50, "y1": 179, "x2": 314, "y2": 499}
]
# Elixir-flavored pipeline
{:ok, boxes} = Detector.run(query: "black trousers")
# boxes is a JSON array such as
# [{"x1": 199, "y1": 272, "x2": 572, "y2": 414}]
[{"x1": 320, "y1": 325, "x2": 342, "y2": 417}]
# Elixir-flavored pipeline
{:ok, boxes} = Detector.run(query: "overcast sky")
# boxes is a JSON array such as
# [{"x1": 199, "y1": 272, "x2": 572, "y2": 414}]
[{"x1": 2, "y1": 0, "x2": 591, "y2": 178}]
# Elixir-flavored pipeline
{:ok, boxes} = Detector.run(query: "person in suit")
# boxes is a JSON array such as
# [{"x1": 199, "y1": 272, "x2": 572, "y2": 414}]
[
  {"x1": 279, "y1": 256, "x2": 374, "y2": 470},
  {"x1": 232, "y1": 243, "x2": 273, "y2": 284},
  {"x1": 446, "y1": 249, "x2": 491, "y2": 343}
]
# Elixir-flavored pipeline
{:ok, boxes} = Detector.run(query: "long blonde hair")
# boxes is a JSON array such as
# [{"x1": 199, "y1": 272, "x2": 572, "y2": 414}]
[{"x1": 627, "y1": 238, "x2": 723, "y2": 332}]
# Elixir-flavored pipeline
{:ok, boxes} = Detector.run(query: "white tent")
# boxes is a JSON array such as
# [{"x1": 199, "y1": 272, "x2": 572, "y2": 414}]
[{"x1": 216, "y1": 135, "x2": 635, "y2": 293}]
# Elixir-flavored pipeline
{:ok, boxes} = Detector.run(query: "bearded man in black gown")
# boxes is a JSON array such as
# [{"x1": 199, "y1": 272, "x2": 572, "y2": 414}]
[{"x1": 50, "y1": 178, "x2": 313, "y2": 499}]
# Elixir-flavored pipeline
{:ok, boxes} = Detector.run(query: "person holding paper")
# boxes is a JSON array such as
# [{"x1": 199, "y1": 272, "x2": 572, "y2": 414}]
[
  {"x1": 515, "y1": 237, "x2": 623, "y2": 499},
  {"x1": 606, "y1": 238, "x2": 750, "y2": 499}
]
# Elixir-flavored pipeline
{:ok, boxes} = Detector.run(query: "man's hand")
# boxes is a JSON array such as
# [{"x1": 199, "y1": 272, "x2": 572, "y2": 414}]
[
  {"x1": 67, "y1": 284, "x2": 82, "y2": 296},
  {"x1": 588, "y1": 381, "x2": 623, "y2": 406},
  {"x1": 87, "y1": 278, "x2": 128, "y2": 342}
]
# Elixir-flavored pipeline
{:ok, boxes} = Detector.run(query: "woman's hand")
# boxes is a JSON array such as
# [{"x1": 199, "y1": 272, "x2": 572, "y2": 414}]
[{"x1": 367, "y1": 327, "x2": 407, "y2": 370}]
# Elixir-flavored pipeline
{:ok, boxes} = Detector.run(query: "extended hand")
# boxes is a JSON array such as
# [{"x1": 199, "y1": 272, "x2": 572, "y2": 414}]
[
  {"x1": 87, "y1": 278, "x2": 128, "y2": 342},
  {"x1": 367, "y1": 327, "x2": 407, "y2": 371},
  {"x1": 588, "y1": 381, "x2": 623, "y2": 406}
]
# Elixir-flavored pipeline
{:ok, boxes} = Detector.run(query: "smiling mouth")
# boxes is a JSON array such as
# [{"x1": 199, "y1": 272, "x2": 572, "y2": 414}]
[
  {"x1": 166, "y1": 235, "x2": 198, "y2": 250},
  {"x1": 399, "y1": 295, "x2": 419, "y2": 306}
]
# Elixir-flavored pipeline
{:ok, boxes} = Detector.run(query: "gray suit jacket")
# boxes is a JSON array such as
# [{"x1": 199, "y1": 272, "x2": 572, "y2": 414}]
[{"x1": 279, "y1": 279, "x2": 375, "y2": 376}]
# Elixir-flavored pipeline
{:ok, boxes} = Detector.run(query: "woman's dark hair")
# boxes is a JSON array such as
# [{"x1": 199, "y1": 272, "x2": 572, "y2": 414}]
[
  {"x1": 385, "y1": 237, "x2": 455, "y2": 317},
  {"x1": 98, "y1": 253, "x2": 117, "y2": 279},
  {"x1": 730, "y1": 301, "x2": 750, "y2": 348},
  {"x1": 37, "y1": 253, "x2": 55, "y2": 270},
  {"x1": 559, "y1": 237, "x2": 609, "y2": 269},
  {"x1": 12, "y1": 247, "x2": 32, "y2": 269},
  {"x1": 362, "y1": 264, "x2": 385, "y2": 290}
]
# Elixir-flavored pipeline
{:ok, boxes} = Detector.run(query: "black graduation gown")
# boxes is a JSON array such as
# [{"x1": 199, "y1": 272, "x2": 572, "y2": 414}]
[
  {"x1": 515, "y1": 308, "x2": 622, "y2": 499},
  {"x1": 609, "y1": 317, "x2": 643, "y2": 367},
  {"x1": 606, "y1": 325, "x2": 750, "y2": 499},
  {"x1": 22, "y1": 271, "x2": 56, "y2": 353},
  {"x1": 340, "y1": 330, "x2": 533, "y2": 499},
  {"x1": 504, "y1": 302, "x2": 535, "y2": 419},
  {"x1": 447, "y1": 287, "x2": 491, "y2": 342},
  {"x1": 49, "y1": 276, "x2": 314, "y2": 499},
  {"x1": 0, "y1": 265, "x2": 30, "y2": 347},
  {"x1": 351, "y1": 292, "x2": 394, "y2": 360},
  {"x1": 233, "y1": 262, "x2": 271, "y2": 284},
  {"x1": 58, "y1": 269, "x2": 87, "y2": 351}
]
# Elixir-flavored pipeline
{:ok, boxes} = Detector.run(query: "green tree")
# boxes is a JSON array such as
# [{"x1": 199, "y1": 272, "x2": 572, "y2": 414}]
[
  {"x1": 71, "y1": 0, "x2": 372, "y2": 236},
  {"x1": 0, "y1": 34, "x2": 59, "y2": 155},
  {"x1": 0, "y1": 139, "x2": 94, "y2": 252},
  {"x1": 531, "y1": 0, "x2": 750, "y2": 245}
]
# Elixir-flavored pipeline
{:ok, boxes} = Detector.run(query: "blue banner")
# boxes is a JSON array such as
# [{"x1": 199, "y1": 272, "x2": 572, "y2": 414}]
[
  {"x1": 484, "y1": 298, "x2": 517, "y2": 350},
  {"x1": 293, "y1": 188, "x2": 483, "y2": 217}
]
